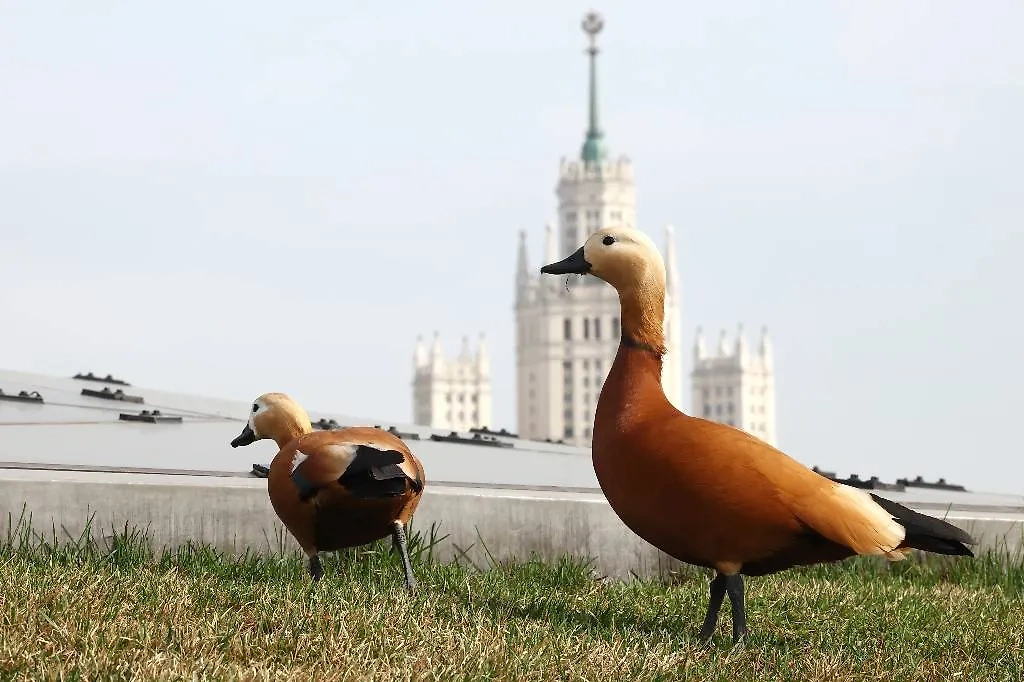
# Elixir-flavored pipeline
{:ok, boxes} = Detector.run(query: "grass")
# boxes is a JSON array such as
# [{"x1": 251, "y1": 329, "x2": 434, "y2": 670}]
[{"x1": 0, "y1": 516, "x2": 1022, "y2": 681}]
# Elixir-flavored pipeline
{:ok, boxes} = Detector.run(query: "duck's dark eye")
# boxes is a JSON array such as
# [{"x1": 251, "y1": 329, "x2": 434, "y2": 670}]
[
  {"x1": 602, "y1": 235, "x2": 615, "y2": 246},
  {"x1": 252, "y1": 404, "x2": 258, "y2": 413}
]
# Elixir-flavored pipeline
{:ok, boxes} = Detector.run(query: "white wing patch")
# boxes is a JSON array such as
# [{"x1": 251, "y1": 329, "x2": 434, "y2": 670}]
[
  {"x1": 320, "y1": 442, "x2": 360, "y2": 475},
  {"x1": 318, "y1": 440, "x2": 413, "y2": 481},
  {"x1": 290, "y1": 451, "x2": 308, "y2": 473}
]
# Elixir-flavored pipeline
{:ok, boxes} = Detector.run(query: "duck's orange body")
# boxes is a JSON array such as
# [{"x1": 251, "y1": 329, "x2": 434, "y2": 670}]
[
  {"x1": 267, "y1": 427, "x2": 425, "y2": 557},
  {"x1": 231, "y1": 393, "x2": 425, "y2": 588},
  {"x1": 542, "y1": 226, "x2": 974, "y2": 644},
  {"x1": 595, "y1": 346, "x2": 855, "y2": 578}
]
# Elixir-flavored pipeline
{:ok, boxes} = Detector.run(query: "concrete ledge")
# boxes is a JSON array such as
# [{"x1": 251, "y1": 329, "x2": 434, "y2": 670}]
[{"x1": 1, "y1": 469, "x2": 1021, "y2": 578}]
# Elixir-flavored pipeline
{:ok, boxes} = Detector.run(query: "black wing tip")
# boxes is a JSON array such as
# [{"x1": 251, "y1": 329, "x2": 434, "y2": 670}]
[{"x1": 870, "y1": 493, "x2": 978, "y2": 556}]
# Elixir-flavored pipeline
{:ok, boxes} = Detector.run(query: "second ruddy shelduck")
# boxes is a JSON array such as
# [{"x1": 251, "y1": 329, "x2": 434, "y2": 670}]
[
  {"x1": 540, "y1": 227, "x2": 974, "y2": 645},
  {"x1": 230, "y1": 392, "x2": 425, "y2": 589}
]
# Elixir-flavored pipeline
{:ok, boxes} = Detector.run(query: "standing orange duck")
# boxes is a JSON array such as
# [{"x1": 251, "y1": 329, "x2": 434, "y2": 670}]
[
  {"x1": 541, "y1": 227, "x2": 974, "y2": 645},
  {"x1": 230, "y1": 392, "x2": 425, "y2": 589}
]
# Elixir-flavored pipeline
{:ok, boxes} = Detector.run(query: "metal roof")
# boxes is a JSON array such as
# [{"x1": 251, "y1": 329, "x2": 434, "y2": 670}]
[{"x1": 2, "y1": 368, "x2": 1023, "y2": 512}]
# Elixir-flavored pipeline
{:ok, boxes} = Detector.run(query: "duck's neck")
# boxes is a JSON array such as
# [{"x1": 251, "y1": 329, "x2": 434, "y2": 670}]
[
  {"x1": 271, "y1": 419, "x2": 312, "y2": 449},
  {"x1": 618, "y1": 279, "x2": 667, "y2": 362}
]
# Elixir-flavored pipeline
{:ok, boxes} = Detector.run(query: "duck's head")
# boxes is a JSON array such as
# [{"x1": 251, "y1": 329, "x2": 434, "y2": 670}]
[
  {"x1": 540, "y1": 226, "x2": 666, "y2": 293},
  {"x1": 230, "y1": 392, "x2": 312, "y2": 449}
]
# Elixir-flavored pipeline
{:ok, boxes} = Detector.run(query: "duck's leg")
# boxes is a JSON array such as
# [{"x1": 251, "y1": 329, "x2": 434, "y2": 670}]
[
  {"x1": 698, "y1": 573, "x2": 728, "y2": 643},
  {"x1": 309, "y1": 553, "x2": 323, "y2": 582},
  {"x1": 391, "y1": 520, "x2": 417, "y2": 592},
  {"x1": 725, "y1": 574, "x2": 749, "y2": 645}
]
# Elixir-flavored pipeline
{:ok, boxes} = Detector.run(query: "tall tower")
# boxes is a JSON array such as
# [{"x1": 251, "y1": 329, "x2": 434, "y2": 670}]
[
  {"x1": 690, "y1": 325, "x2": 777, "y2": 447},
  {"x1": 412, "y1": 332, "x2": 493, "y2": 432},
  {"x1": 514, "y1": 12, "x2": 683, "y2": 446}
]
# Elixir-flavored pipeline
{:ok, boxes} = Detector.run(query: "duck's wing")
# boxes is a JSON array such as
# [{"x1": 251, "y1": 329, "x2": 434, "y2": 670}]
[
  {"x1": 289, "y1": 428, "x2": 424, "y2": 501},
  {"x1": 688, "y1": 417, "x2": 910, "y2": 559}
]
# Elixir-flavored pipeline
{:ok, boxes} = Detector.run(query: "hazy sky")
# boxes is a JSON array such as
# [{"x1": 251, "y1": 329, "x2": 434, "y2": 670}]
[{"x1": 1, "y1": 1, "x2": 1021, "y2": 493}]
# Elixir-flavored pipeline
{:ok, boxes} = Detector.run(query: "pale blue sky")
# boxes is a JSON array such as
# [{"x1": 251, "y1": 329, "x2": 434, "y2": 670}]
[{"x1": 1, "y1": 1, "x2": 1021, "y2": 492}]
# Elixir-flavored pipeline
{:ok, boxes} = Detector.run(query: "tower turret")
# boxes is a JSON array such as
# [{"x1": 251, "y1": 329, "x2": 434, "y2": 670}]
[
  {"x1": 759, "y1": 326, "x2": 774, "y2": 371},
  {"x1": 476, "y1": 332, "x2": 490, "y2": 377},
  {"x1": 413, "y1": 334, "x2": 427, "y2": 370},
  {"x1": 694, "y1": 326, "x2": 707, "y2": 362},
  {"x1": 515, "y1": 230, "x2": 530, "y2": 303},
  {"x1": 735, "y1": 323, "x2": 749, "y2": 367},
  {"x1": 664, "y1": 224, "x2": 679, "y2": 299}
]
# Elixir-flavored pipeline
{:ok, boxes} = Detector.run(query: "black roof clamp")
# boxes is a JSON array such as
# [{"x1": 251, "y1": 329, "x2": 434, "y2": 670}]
[
  {"x1": 81, "y1": 387, "x2": 145, "y2": 404},
  {"x1": 119, "y1": 409, "x2": 182, "y2": 424},
  {"x1": 430, "y1": 431, "x2": 514, "y2": 448},
  {"x1": 73, "y1": 372, "x2": 131, "y2": 386},
  {"x1": 0, "y1": 389, "x2": 44, "y2": 404}
]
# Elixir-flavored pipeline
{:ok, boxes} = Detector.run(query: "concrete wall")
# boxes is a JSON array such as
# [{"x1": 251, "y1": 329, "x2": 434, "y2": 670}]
[{"x1": 1, "y1": 469, "x2": 1021, "y2": 579}]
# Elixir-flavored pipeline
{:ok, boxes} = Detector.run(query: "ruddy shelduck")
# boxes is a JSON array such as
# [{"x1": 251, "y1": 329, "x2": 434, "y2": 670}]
[
  {"x1": 540, "y1": 227, "x2": 974, "y2": 645},
  {"x1": 230, "y1": 392, "x2": 425, "y2": 589}
]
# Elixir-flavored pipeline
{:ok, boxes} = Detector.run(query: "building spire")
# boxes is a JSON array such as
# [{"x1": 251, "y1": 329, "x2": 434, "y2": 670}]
[
  {"x1": 413, "y1": 334, "x2": 428, "y2": 370},
  {"x1": 476, "y1": 332, "x2": 490, "y2": 377},
  {"x1": 515, "y1": 229, "x2": 529, "y2": 302},
  {"x1": 759, "y1": 325, "x2": 774, "y2": 370},
  {"x1": 580, "y1": 11, "x2": 607, "y2": 164},
  {"x1": 664, "y1": 224, "x2": 679, "y2": 298}
]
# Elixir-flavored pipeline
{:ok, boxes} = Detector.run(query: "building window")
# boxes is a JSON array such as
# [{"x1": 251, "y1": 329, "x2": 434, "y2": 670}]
[
  {"x1": 594, "y1": 318, "x2": 602, "y2": 339},
  {"x1": 611, "y1": 317, "x2": 620, "y2": 337},
  {"x1": 715, "y1": 405, "x2": 722, "y2": 416},
  {"x1": 727, "y1": 403, "x2": 734, "y2": 414},
  {"x1": 583, "y1": 318, "x2": 590, "y2": 339},
  {"x1": 714, "y1": 387, "x2": 721, "y2": 397},
  {"x1": 566, "y1": 211, "x2": 577, "y2": 222},
  {"x1": 702, "y1": 388, "x2": 709, "y2": 400},
  {"x1": 726, "y1": 387, "x2": 733, "y2": 397},
  {"x1": 564, "y1": 318, "x2": 572, "y2": 340},
  {"x1": 703, "y1": 404, "x2": 711, "y2": 417},
  {"x1": 564, "y1": 426, "x2": 574, "y2": 439}
]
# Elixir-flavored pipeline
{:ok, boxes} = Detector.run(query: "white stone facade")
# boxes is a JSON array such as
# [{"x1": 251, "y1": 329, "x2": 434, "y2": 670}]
[
  {"x1": 690, "y1": 325, "x2": 777, "y2": 447},
  {"x1": 411, "y1": 333, "x2": 492, "y2": 433}
]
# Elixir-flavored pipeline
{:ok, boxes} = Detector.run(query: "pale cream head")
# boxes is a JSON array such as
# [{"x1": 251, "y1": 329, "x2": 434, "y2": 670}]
[
  {"x1": 231, "y1": 392, "x2": 312, "y2": 449},
  {"x1": 540, "y1": 226, "x2": 669, "y2": 354},
  {"x1": 580, "y1": 226, "x2": 667, "y2": 293}
]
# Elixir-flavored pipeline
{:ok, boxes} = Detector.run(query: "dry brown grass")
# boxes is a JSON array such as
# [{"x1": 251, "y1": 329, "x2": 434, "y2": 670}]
[{"x1": 0, "y1": 522, "x2": 1021, "y2": 681}]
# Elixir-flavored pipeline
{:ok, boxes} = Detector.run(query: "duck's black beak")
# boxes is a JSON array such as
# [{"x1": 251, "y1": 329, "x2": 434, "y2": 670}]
[
  {"x1": 230, "y1": 423, "x2": 257, "y2": 448},
  {"x1": 540, "y1": 246, "x2": 591, "y2": 275}
]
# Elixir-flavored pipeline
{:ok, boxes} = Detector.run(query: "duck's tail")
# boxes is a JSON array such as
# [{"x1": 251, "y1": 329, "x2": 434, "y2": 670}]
[{"x1": 870, "y1": 494, "x2": 975, "y2": 557}]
